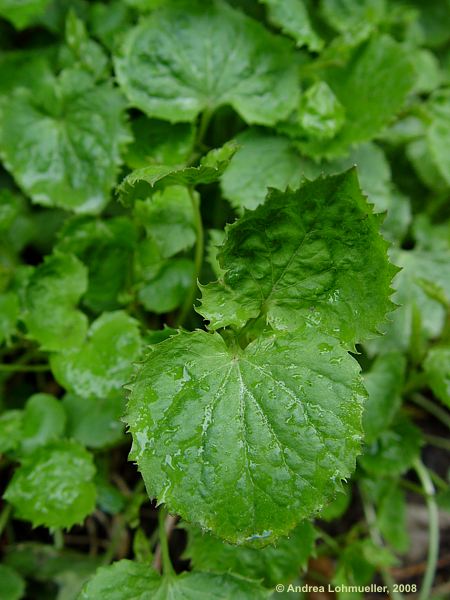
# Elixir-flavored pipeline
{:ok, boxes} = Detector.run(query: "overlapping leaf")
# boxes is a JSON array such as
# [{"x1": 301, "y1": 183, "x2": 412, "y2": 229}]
[{"x1": 126, "y1": 328, "x2": 364, "y2": 544}]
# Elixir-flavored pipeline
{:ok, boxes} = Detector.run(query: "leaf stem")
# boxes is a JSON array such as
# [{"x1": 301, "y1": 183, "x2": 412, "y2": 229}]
[
  {"x1": 410, "y1": 393, "x2": 450, "y2": 430},
  {"x1": 424, "y1": 433, "x2": 450, "y2": 452},
  {"x1": 156, "y1": 508, "x2": 175, "y2": 576},
  {"x1": 175, "y1": 188, "x2": 204, "y2": 327},
  {"x1": 0, "y1": 503, "x2": 12, "y2": 537},
  {"x1": 196, "y1": 108, "x2": 213, "y2": 148},
  {"x1": 413, "y1": 459, "x2": 439, "y2": 600},
  {"x1": 0, "y1": 364, "x2": 50, "y2": 372},
  {"x1": 53, "y1": 529, "x2": 64, "y2": 550},
  {"x1": 360, "y1": 487, "x2": 403, "y2": 600}
]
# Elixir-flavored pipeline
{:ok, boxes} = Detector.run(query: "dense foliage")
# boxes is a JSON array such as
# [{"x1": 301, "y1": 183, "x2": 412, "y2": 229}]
[{"x1": 0, "y1": 1, "x2": 449, "y2": 599}]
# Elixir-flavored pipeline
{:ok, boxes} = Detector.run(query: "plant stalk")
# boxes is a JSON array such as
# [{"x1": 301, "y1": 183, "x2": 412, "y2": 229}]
[
  {"x1": 156, "y1": 508, "x2": 175, "y2": 576},
  {"x1": 413, "y1": 459, "x2": 439, "y2": 600},
  {"x1": 410, "y1": 393, "x2": 450, "y2": 430}
]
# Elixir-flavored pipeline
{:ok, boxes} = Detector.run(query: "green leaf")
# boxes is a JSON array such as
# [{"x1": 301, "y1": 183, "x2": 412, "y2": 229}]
[
  {"x1": 119, "y1": 142, "x2": 237, "y2": 205},
  {"x1": 0, "y1": 564, "x2": 25, "y2": 600},
  {"x1": 184, "y1": 521, "x2": 316, "y2": 587},
  {"x1": 0, "y1": 0, "x2": 50, "y2": 29},
  {"x1": 366, "y1": 245, "x2": 450, "y2": 354},
  {"x1": 137, "y1": 258, "x2": 195, "y2": 314},
  {"x1": 62, "y1": 10, "x2": 109, "y2": 80},
  {"x1": 200, "y1": 170, "x2": 395, "y2": 348},
  {"x1": 0, "y1": 291, "x2": 19, "y2": 345},
  {"x1": 20, "y1": 393, "x2": 66, "y2": 454},
  {"x1": 259, "y1": 0, "x2": 323, "y2": 51},
  {"x1": 0, "y1": 411, "x2": 23, "y2": 454},
  {"x1": 126, "y1": 328, "x2": 364, "y2": 544},
  {"x1": 377, "y1": 484, "x2": 409, "y2": 553},
  {"x1": 0, "y1": 69, "x2": 129, "y2": 213},
  {"x1": 298, "y1": 81, "x2": 345, "y2": 141},
  {"x1": 124, "y1": 117, "x2": 195, "y2": 169},
  {"x1": 4, "y1": 440, "x2": 96, "y2": 529},
  {"x1": 291, "y1": 35, "x2": 415, "y2": 158},
  {"x1": 427, "y1": 89, "x2": 450, "y2": 187},
  {"x1": 424, "y1": 346, "x2": 450, "y2": 408},
  {"x1": 319, "y1": 485, "x2": 351, "y2": 521},
  {"x1": 79, "y1": 559, "x2": 270, "y2": 599},
  {"x1": 221, "y1": 129, "x2": 319, "y2": 212},
  {"x1": 320, "y1": 0, "x2": 386, "y2": 34},
  {"x1": 134, "y1": 187, "x2": 196, "y2": 258},
  {"x1": 114, "y1": 0, "x2": 299, "y2": 125},
  {"x1": 359, "y1": 416, "x2": 422, "y2": 476},
  {"x1": 23, "y1": 252, "x2": 88, "y2": 352},
  {"x1": 362, "y1": 352, "x2": 406, "y2": 443},
  {"x1": 56, "y1": 216, "x2": 137, "y2": 312},
  {"x1": 50, "y1": 311, "x2": 141, "y2": 399},
  {"x1": 62, "y1": 392, "x2": 125, "y2": 448}
]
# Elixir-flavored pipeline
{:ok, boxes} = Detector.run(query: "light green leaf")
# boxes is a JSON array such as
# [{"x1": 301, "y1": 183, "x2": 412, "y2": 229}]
[
  {"x1": 377, "y1": 484, "x2": 409, "y2": 553},
  {"x1": 79, "y1": 560, "x2": 269, "y2": 599},
  {"x1": 124, "y1": 117, "x2": 195, "y2": 169},
  {"x1": 114, "y1": 0, "x2": 299, "y2": 125},
  {"x1": 0, "y1": 410, "x2": 23, "y2": 454},
  {"x1": 0, "y1": 291, "x2": 19, "y2": 345},
  {"x1": 137, "y1": 258, "x2": 195, "y2": 314},
  {"x1": 62, "y1": 393, "x2": 125, "y2": 448},
  {"x1": 56, "y1": 216, "x2": 137, "y2": 312},
  {"x1": 0, "y1": 564, "x2": 25, "y2": 600},
  {"x1": 362, "y1": 352, "x2": 406, "y2": 443},
  {"x1": 206, "y1": 229, "x2": 226, "y2": 279},
  {"x1": 51, "y1": 311, "x2": 141, "y2": 399},
  {"x1": 427, "y1": 89, "x2": 450, "y2": 186},
  {"x1": 260, "y1": 0, "x2": 323, "y2": 51},
  {"x1": 298, "y1": 81, "x2": 345, "y2": 141},
  {"x1": 20, "y1": 393, "x2": 66, "y2": 454},
  {"x1": 134, "y1": 187, "x2": 196, "y2": 258},
  {"x1": 62, "y1": 10, "x2": 108, "y2": 80},
  {"x1": 366, "y1": 245, "x2": 450, "y2": 354},
  {"x1": 184, "y1": 521, "x2": 316, "y2": 587},
  {"x1": 200, "y1": 171, "x2": 395, "y2": 348},
  {"x1": 292, "y1": 35, "x2": 415, "y2": 158},
  {"x1": 221, "y1": 129, "x2": 319, "y2": 212},
  {"x1": 359, "y1": 416, "x2": 422, "y2": 476},
  {"x1": 0, "y1": 0, "x2": 50, "y2": 29},
  {"x1": 320, "y1": 0, "x2": 386, "y2": 34},
  {"x1": 119, "y1": 142, "x2": 237, "y2": 205},
  {"x1": 126, "y1": 328, "x2": 364, "y2": 544},
  {"x1": 23, "y1": 252, "x2": 88, "y2": 352},
  {"x1": 0, "y1": 69, "x2": 129, "y2": 213},
  {"x1": 4, "y1": 440, "x2": 96, "y2": 529},
  {"x1": 424, "y1": 346, "x2": 450, "y2": 408}
]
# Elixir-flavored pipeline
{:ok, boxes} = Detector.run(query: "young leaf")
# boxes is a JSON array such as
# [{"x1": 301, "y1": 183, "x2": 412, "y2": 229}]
[
  {"x1": 4, "y1": 440, "x2": 96, "y2": 529},
  {"x1": 298, "y1": 81, "x2": 345, "y2": 141},
  {"x1": 200, "y1": 170, "x2": 395, "y2": 348},
  {"x1": 184, "y1": 521, "x2": 316, "y2": 587},
  {"x1": 62, "y1": 393, "x2": 125, "y2": 449},
  {"x1": 320, "y1": 0, "x2": 386, "y2": 34},
  {"x1": 118, "y1": 142, "x2": 237, "y2": 205},
  {"x1": 259, "y1": 0, "x2": 323, "y2": 51},
  {"x1": 291, "y1": 35, "x2": 415, "y2": 158},
  {"x1": 362, "y1": 352, "x2": 406, "y2": 443},
  {"x1": 0, "y1": 69, "x2": 129, "y2": 213},
  {"x1": 126, "y1": 328, "x2": 364, "y2": 544},
  {"x1": 80, "y1": 559, "x2": 270, "y2": 599},
  {"x1": 23, "y1": 252, "x2": 88, "y2": 352},
  {"x1": 0, "y1": 411, "x2": 23, "y2": 454},
  {"x1": 50, "y1": 311, "x2": 141, "y2": 399},
  {"x1": 114, "y1": 0, "x2": 298, "y2": 125},
  {"x1": 424, "y1": 346, "x2": 450, "y2": 408}
]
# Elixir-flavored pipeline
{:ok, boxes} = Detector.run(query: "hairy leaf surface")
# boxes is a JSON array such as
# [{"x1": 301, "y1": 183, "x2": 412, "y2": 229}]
[{"x1": 126, "y1": 329, "x2": 364, "y2": 544}]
